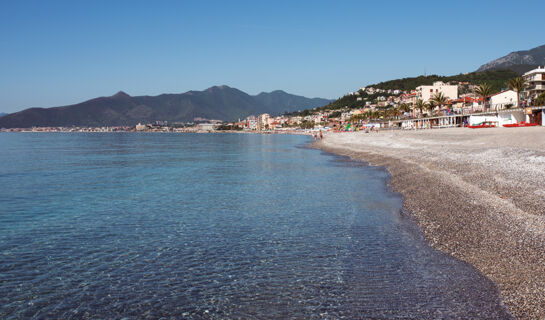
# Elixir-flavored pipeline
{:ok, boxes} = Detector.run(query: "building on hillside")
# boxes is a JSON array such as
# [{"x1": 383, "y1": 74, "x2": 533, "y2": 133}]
[
  {"x1": 416, "y1": 81, "x2": 458, "y2": 102},
  {"x1": 489, "y1": 90, "x2": 518, "y2": 110},
  {"x1": 523, "y1": 66, "x2": 545, "y2": 101}
]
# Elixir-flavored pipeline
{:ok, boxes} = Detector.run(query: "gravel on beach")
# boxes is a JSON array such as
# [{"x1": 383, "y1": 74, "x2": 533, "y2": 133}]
[{"x1": 316, "y1": 127, "x2": 545, "y2": 319}]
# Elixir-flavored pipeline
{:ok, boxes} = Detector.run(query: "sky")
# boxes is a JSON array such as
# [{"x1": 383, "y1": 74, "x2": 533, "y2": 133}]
[{"x1": 1, "y1": 0, "x2": 544, "y2": 113}]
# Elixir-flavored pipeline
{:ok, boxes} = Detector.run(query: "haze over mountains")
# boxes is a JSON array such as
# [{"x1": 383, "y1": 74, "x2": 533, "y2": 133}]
[
  {"x1": 0, "y1": 86, "x2": 331, "y2": 128},
  {"x1": 477, "y1": 44, "x2": 545, "y2": 72}
]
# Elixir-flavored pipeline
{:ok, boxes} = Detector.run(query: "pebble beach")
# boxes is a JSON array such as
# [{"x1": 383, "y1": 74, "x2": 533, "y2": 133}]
[{"x1": 316, "y1": 127, "x2": 545, "y2": 319}]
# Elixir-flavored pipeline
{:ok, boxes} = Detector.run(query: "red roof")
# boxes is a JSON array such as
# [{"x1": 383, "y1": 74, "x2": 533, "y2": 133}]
[{"x1": 453, "y1": 96, "x2": 481, "y2": 103}]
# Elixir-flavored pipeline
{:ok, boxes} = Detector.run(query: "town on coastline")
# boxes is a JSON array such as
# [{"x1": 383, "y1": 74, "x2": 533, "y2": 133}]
[{"x1": 2, "y1": 66, "x2": 545, "y2": 134}]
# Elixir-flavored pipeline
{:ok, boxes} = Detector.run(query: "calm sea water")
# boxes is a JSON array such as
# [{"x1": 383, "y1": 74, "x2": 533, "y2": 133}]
[{"x1": 0, "y1": 133, "x2": 510, "y2": 319}]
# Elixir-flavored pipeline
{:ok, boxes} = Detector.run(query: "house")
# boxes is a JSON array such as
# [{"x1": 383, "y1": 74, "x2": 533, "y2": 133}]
[
  {"x1": 452, "y1": 96, "x2": 481, "y2": 112},
  {"x1": 489, "y1": 90, "x2": 518, "y2": 110},
  {"x1": 416, "y1": 81, "x2": 458, "y2": 102},
  {"x1": 523, "y1": 66, "x2": 545, "y2": 101}
]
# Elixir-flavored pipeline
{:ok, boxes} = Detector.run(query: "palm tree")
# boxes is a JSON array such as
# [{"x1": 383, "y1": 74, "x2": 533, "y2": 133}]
[
  {"x1": 535, "y1": 92, "x2": 545, "y2": 106},
  {"x1": 399, "y1": 103, "x2": 411, "y2": 115},
  {"x1": 426, "y1": 101, "x2": 436, "y2": 116},
  {"x1": 393, "y1": 107, "x2": 402, "y2": 119},
  {"x1": 507, "y1": 77, "x2": 527, "y2": 108},
  {"x1": 474, "y1": 83, "x2": 492, "y2": 112},
  {"x1": 430, "y1": 92, "x2": 448, "y2": 111},
  {"x1": 414, "y1": 99, "x2": 427, "y2": 117}
]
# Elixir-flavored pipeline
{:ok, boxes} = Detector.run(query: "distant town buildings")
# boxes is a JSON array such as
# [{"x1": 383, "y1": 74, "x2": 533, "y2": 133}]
[{"x1": 5, "y1": 72, "x2": 545, "y2": 134}]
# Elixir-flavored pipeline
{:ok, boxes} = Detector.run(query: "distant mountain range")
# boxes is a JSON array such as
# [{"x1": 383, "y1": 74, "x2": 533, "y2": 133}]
[
  {"x1": 0, "y1": 86, "x2": 331, "y2": 128},
  {"x1": 0, "y1": 113, "x2": 7, "y2": 118},
  {"x1": 477, "y1": 44, "x2": 545, "y2": 72}
]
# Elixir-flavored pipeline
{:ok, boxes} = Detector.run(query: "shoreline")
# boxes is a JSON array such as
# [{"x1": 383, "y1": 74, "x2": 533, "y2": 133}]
[{"x1": 314, "y1": 127, "x2": 545, "y2": 319}]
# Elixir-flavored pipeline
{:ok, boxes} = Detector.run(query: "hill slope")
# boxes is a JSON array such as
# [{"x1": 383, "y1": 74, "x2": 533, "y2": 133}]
[
  {"x1": 477, "y1": 44, "x2": 545, "y2": 71},
  {"x1": 0, "y1": 86, "x2": 330, "y2": 128},
  {"x1": 312, "y1": 69, "x2": 519, "y2": 112},
  {"x1": 369, "y1": 69, "x2": 518, "y2": 92}
]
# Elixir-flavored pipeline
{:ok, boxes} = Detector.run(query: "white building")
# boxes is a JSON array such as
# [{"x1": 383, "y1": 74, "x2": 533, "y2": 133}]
[
  {"x1": 416, "y1": 81, "x2": 458, "y2": 102},
  {"x1": 523, "y1": 66, "x2": 545, "y2": 100},
  {"x1": 489, "y1": 90, "x2": 518, "y2": 110},
  {"x1": 246, "y1": 115, "x2": 257, "y2": 130},
  {"x1": 257, "y1": 113, "x2": 270, "y2": 131}
]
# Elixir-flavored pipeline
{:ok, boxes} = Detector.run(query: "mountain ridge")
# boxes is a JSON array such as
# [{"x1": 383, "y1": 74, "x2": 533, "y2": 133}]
[
  {"x1": 0, "y1": 86, "x2": 331, "y2": 128},
  {"x1": 477, "y1": 44, "x2": 545, "y2": 71}
]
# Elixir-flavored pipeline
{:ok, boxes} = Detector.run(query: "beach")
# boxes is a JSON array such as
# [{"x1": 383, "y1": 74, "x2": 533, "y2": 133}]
[{"x1": 316, "y1": 127, "x2": 545, "y2": 319}]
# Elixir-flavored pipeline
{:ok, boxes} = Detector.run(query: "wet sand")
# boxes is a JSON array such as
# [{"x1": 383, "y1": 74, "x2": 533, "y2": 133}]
[{"x1": 316, "y1": 127, "x2": 545, "y2": 319}]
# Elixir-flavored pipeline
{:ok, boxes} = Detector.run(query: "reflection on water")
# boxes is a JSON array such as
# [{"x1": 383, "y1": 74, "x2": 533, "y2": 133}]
[{"x1": 0, "y1": 133, "x2": 511, "y2": 319}]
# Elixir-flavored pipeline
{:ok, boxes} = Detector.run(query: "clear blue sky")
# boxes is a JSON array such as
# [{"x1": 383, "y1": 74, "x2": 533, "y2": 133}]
[{"x1": 1, "y1": 0, "x2": 544, "y2": 113}]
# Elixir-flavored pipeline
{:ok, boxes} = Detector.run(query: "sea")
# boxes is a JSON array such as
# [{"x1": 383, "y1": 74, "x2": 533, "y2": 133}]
[{"x1": 0, "y1": 133, "x2": 511, "y2": 319}]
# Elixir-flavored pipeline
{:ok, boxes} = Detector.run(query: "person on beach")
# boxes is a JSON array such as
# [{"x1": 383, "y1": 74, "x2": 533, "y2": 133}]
[{"x1": 319, "y1": 130, "x2": 323, "y2": 140}]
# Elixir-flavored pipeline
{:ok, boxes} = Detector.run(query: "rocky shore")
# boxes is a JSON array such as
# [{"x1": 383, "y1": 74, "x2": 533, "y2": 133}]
[{"x1": 316, "y1": 127, "x2": 545, "y2": 319}]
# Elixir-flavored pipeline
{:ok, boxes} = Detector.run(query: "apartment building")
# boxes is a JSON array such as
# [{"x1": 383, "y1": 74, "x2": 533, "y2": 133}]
[
  {"x1": 416, "y1": 81, "x2": 458, "y2": 102},
  {"x1": 523, "y1": 66, "x2": 545, "y2": 101}
]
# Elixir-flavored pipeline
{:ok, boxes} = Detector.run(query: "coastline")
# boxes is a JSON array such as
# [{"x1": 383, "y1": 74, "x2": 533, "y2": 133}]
[{"x1": 314, "y1": 127, "x2": 545, "y2": 319}]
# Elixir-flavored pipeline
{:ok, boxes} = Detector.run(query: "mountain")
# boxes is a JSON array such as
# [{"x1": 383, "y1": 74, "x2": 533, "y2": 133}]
[
  {"x1": 0, "y1": 86, "x2": 331, "y2": 128},
  {"x1": 254, "y1": 90, "x2": 331, "y2": 115},
  {"x1": 477, "y1": 44, "x2": 545, "y2": 72},
  {"x1": 0, "y1": 113, "x2": 7, "y2": 117}
]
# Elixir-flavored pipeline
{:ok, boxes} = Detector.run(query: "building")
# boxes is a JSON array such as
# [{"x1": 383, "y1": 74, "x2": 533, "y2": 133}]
[
  {"x1": 416, "y1": 81, "x2": 458, "y2": 102},
  {"x1": 489, "y1": 90, "x2": 518, "y2": 110},
  {"x1": 196, "y1": 123, "x2": 217, "y2": 131},
  {"x1": 523, "y1": 66, "x2": 545, "y2": 101},
  {"x1": 257, "y1": 113, "x2": 270, "y2": 131},
  {"x1": 245, "y1": 115, "x2": 257, "y2": 130}
]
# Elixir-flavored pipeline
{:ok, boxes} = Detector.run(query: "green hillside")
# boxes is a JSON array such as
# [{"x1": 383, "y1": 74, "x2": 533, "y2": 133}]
[
  {"x1": 370, "y1": 69, "x2": 518, "y2": 92},
  {"x1": 307, "y1": 69, "x2": 520, "y2": 114}
]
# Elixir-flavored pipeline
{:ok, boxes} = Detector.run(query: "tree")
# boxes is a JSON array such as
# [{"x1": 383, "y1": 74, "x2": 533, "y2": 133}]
[
  {"x1": 474, "y1": 83, "x2": 492, "y2": 112},
  {"x1": 414, "y1": 99, "x2": 428, "y2": 117},
  {"x1": 507, "y1": 77, "x2": 527, "y2": 108},
  {"x1": 399, "y1": 103, "x2": 411, "y2": 114},
  {"x1": 430, "y1": 92, "x2": 448, "y2": 110},
  {"x1": 300, "y1": 120, "x2": 315, "y2": 129},
  {"x1": 426, "y1": 101, "x2": 436, "y2": 116},
  {"x1": 535, "y1": 92, "x2": 545, "y2": 106}
]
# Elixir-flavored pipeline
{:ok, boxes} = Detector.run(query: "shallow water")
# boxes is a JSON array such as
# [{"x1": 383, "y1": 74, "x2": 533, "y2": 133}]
[{"x1": 0, "y1": 133, "x2": 511, "y2": 319}]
